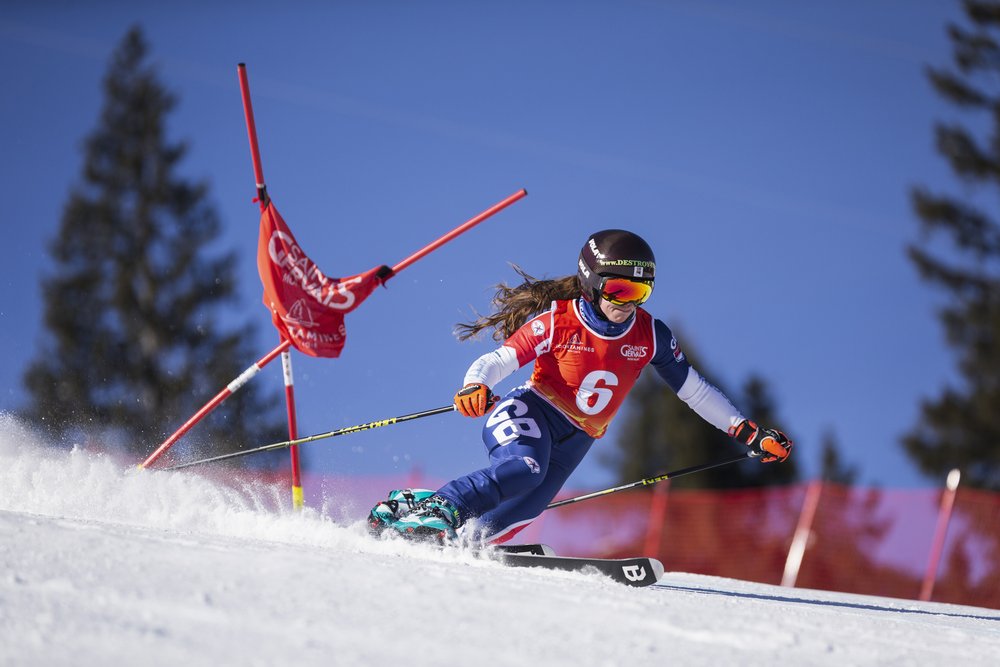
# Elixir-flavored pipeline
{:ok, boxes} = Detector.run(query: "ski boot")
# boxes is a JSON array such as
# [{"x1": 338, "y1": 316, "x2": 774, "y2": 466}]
[
  {"x1": 367, "y1": 488, "x2": 435, "y2": 536},
  {"x1": 391, "y1": 494, "x2": 462, "y2": 543}
]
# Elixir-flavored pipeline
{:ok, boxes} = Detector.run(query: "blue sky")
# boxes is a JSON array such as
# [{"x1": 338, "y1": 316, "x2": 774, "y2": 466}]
[{"x1": 0, "y1": 1, "x2": 970, "y2": 491}]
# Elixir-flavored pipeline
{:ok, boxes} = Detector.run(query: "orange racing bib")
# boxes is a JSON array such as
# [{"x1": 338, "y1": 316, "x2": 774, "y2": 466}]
[{"x1": 504, "y1": 300, "x2": 655, "y2": 438}]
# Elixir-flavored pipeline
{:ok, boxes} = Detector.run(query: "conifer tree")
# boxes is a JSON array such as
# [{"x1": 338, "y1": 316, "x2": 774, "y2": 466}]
[
  {"x1": 906, "y1": 1, "x2": 1000, "y2": 490},
  {"x1": 818, "y1": 429, "x2": 859, "y2": 485},
  {"x1": 22, "y1": 26, "x2": 283, "y2": 463}
]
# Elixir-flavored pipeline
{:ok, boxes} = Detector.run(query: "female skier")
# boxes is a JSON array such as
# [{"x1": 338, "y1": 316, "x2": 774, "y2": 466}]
[{"x1": 369, "y1": 229, "x2": 792, "y2": 543}]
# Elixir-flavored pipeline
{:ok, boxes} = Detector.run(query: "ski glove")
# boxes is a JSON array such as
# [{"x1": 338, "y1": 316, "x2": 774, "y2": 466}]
[
  {"x1": 454, "y1": 383, "x2": 495, "y2": 417},
  {"x1": 730, "y1": 419, "x2": 793, "y2": 463}
]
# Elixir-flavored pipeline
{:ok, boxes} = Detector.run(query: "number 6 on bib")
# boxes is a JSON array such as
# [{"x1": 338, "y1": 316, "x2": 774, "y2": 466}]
[{"x1": 576, "y1": 370, "x2": 619, "y2": 415}]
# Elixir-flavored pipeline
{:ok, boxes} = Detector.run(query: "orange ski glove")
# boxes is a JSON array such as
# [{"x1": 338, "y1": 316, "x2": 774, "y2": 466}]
[
  {"x1": 454, "y1": 383, "x2": 495, "y2": 418},
  {"x1": 730, "y1": 419, "x2": 793, "y2": 463}
]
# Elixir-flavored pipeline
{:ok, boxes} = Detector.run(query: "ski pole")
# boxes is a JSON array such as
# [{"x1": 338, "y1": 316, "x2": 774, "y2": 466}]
[
  {"x1": 159, "y1": 404, "x2": 456, "y2": 471},
  {"x1": 546, "y1": 452, "x2": 752, "y2": 510}
]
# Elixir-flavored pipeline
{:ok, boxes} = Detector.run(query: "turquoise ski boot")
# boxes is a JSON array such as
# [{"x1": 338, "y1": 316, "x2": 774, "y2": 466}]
[
  {"x1": 391, "y1": 494, "x2": 462, "y2": 543},
  {"x1": 368, "y1": 488, "x2": 435, "y2": 536}
]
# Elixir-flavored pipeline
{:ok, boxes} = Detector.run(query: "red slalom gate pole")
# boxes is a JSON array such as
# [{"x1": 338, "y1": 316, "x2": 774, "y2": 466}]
[
  {"x1": 391, "y1": 189, "x2": 527, "y2": 274},
  {"x1": 782, "y1": 480, "x2": 823, "y2": 588},
  {"x1": 239, "y1": 63, "x2": 302, "y2": 505},
  {"x1": 140, "y1": 339, "x2": 292, "y2": 468},
  {"x1": 642, "y1": 480, "x2": 669, "y2": 556},
  {"x1": 281, "y1": 345, "x2": 304, "y2": 509},
  {"x1": 238, "y1": 62, "x2": 268, "y2": 208},
  {"x1": 920, "y1": 469, "x2": 961, "y2": 601}
]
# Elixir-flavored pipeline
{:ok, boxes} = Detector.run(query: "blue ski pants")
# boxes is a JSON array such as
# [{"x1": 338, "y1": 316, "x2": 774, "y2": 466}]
[{"x1": 436, "y1": 386, "x2": 594, "y2": 541}]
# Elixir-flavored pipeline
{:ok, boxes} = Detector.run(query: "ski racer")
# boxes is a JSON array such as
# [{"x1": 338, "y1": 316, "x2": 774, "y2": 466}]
[{"x1": 369, "y1": 229, "x2": 793, "y2": 543}]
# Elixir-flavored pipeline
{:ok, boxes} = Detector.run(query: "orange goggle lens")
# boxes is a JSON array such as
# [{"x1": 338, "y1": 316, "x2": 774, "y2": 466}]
[{"x1": 600, "y1": 277, "x2": 653, "y2": 305}]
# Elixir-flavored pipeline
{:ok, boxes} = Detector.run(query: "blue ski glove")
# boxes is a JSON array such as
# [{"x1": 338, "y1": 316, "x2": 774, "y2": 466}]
[{"x1": 730, "y1": 419, "x2": 793, "y2": 463}]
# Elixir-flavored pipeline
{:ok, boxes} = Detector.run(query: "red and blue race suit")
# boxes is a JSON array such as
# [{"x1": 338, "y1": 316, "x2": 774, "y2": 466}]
[{"x1": 435, "y1": 298, "x2": 743, "y2": 542}]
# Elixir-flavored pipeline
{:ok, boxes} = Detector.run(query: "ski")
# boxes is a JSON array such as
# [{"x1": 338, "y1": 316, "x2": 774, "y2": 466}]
[
  {"x1": 490, "y1": 543, "x2": 555, "y2": 556},
  {"x1": 498, "y1": 553, "x2": 664, "y2": 587}
]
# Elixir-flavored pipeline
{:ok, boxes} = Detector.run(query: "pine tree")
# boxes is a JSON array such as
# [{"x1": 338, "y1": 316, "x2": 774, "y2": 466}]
[
  {"x1": 906, "y1": 1, "x2": 1000, "y2": 491},
  {"x1": 602, "y1": 335, "x2": 798, "y2": 489},
  {"x1": 818, "y1": 428, "x2": 859, "y2": 485},
  {"x1": 22, "y1": 26, "x2": 283, "y2": 464}
]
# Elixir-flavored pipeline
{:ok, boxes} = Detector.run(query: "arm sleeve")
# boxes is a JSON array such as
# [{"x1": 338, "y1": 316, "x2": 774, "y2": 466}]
[
  {"x1": 675, "y1": 367, "x2": 745, "y2": 433},
  {"x1": 462, "y1": 307, "x2": 553, "y2": 389},
  {"x1": 463, "y1": 346, "x2": 521, "y2": 388}
]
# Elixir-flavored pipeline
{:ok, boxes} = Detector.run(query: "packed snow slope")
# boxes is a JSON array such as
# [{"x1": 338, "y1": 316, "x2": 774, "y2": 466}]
[{"x1": 2, "y1": 414, "x2": 999, "y2": 667}]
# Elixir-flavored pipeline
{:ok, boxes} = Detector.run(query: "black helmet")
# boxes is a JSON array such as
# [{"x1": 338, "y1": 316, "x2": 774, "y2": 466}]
[{"x1": 577, "y1": 229, "x2": 656, "y2": 304}]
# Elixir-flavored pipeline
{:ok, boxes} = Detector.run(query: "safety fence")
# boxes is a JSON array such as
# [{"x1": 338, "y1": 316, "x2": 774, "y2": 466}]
[{"x1": 296, "y1": 472, "x2": 1000, "y2": 610}]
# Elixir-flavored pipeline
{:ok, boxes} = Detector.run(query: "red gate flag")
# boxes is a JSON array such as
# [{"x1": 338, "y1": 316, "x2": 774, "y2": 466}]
[{"x1": 257, "y1": 201, "x2": 391, "y2": 357}]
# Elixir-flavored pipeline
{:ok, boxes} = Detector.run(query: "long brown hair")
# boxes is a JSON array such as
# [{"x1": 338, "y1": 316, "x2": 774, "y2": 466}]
[{"x1": 455, "y1": 265, "x2": 581, "y2": 342}]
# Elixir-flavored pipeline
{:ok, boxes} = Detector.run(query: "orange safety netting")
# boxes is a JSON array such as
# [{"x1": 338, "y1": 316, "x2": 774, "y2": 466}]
[
  {"x1": 294, "y1": 474, "x2": 1000, "y2": 610},
  {"x1": 530, "y1": 481, "x2": 1000, "y2": 609}
]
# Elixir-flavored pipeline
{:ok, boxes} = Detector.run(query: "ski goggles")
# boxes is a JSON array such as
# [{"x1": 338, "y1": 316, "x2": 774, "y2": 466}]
[{"x1": 599, "y1": 276, "x2": 654, "y2": 306}]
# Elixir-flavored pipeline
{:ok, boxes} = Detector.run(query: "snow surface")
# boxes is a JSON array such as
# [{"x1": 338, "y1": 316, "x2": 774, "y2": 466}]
[{"x1": 2, "y1": 413, "x2": 999, "y2": 667}]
